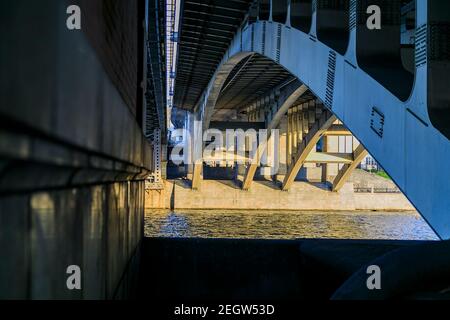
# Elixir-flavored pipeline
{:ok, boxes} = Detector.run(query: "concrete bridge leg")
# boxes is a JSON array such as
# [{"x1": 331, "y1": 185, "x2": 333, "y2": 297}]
[
  {"x1": 192, "y1": 161, "x2": 203, "y2": 190},
  {"x1": 332, "y1": 144, "x2": 368, "y2": 192},
  {"x1": 321, "y1": 135, "x2": 329, "y2": 183},
  {"x1": 282, "y1": 109, "x2": 368, "y2": 192},
  {"x1": 276, "y1": 116, "x2": 289, "y2": 184},
  {"x1": 242, "y1": 83, "x2": 307, "y2": 190},
  {"x1": 187, "y1": 111, "x2": 203, "y2": 190}
]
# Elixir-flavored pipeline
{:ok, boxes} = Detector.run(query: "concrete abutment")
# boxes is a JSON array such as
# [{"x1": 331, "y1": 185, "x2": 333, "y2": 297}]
[{"x1": 145, "y1": 179, "x2": 414, "y2": 211}]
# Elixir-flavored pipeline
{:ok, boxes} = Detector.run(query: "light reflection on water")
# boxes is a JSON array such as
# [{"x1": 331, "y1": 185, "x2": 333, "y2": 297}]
[{"x1": 144, "y1": 209, "x2": 439, "y2": 241}]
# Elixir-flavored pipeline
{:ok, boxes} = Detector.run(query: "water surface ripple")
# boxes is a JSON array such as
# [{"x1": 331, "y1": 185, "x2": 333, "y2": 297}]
[{"x1": 145, "y1": 209, "x2": 439, "y2": 240}]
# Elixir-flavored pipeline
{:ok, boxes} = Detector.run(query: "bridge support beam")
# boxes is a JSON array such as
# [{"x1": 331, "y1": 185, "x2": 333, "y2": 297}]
[
  {"x1": 323, "y1": 125, "x2": 352, "y2": 136},
  {"x1": 242, "y1": 83, "x2": 307, "y2": 190},
  {"x1": 191, "y1": 161, "x2": 203, "y2": 190},
  {"x1": 282, "y1": 111, "x2": 337, "y2": 191},
  {"x1": 305, "y1": 152, "x2": 354, "y2": 164},
  {"x1": 332, "y1": 144, "x2": 368, "y2": 192},
  {"x1": 186, "y1": 111, "x2": 204, "y2": 190}
]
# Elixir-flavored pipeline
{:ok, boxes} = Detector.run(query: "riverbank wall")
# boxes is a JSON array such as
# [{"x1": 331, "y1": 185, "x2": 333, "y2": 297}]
[{"x1": 145, "y1": 179, "x2": 415, "y2": 211}]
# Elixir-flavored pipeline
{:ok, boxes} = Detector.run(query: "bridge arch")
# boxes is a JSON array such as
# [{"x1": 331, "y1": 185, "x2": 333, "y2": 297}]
[
  {"x1": 254, "y1": 0, "x2": 415, "y2": 102},
  {"x1": 194, "y1": 52, "x2": 253, "y2": 130},
  {"x1": 188, "y1": 5, "x2": 450, "y2": 238}
]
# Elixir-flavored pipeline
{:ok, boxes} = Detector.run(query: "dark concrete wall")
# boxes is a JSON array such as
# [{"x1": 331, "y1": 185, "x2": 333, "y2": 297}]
[
  {"x1": 0, "y1": 0, "x2": 150, "y2": 299},
  {"x1": 0, "y1": 0, "x2": 150, "y2": 166},
  {"x1": 77, "y1": 0, "x2": 144, "y2": 118},
  {"x1": 0, "y1": 182, "x2": 144, "y2": 299}
]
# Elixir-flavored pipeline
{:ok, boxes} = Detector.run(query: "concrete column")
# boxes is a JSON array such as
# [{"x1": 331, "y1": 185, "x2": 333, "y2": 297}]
[
  {"x1": 186, "y1": 110, "x2": 203, "y2": 189},
  {"x1": 287, "y1": 108, "x2": 293, "y2": 167},
  {"x1": 276, "y1": 115, "x2": 288, "y2": 183},
  {"x1": 161, "y1": 144, "x2": 168, "y2": 180},
  {"x1": 292, "y1": 106, "x2": 298, "y2": 157},
  {"x1": 297, "y1": 105, "x2": 304, "y2": 145},
  {"x1": 282, "y1": 112, "x2": 336, "y2": 191},
  {"x1": 185, "y1": 112, "x2": 195, "y2": 177},
  {"x1": 242, "y1": 84, "x2": 308, "y2": 190},
  {"x1": 321, "y1": 135, "x2": 328, "y2": 183},
  {"x1": 333, "y1": 144, "x2": 369, "y2": 192},
  {"x1": 326, "y1": 134, "x2": 340, "y2": 178},
  {"x1": 308, "y1": 100, "x2": 316, "y2": 125}
]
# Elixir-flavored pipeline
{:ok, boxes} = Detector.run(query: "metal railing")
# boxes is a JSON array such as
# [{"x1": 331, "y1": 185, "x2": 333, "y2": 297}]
[{"x1": 354, "y1": 186, "x2": 401, "y2": 194}]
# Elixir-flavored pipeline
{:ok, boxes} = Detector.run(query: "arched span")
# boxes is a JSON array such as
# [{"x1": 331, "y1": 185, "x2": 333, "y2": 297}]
[
  {"x1": 193, "y1": 52, "x2": 253, "y2": 130},
  {"x1": 193, "y1": 19, "x2": 450, "y2": 239},
  {"x1": 257, "y1": 0, "x2": 415, "y2": 103}
]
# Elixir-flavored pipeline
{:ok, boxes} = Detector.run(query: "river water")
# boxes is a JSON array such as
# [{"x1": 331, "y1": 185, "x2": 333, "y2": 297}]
[{"x1": 145, "y1": 209, "x2": 439, "y2": 240}]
